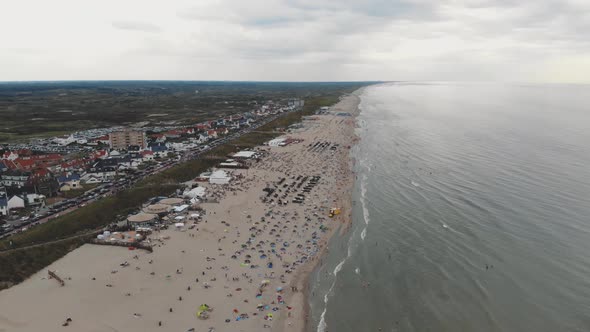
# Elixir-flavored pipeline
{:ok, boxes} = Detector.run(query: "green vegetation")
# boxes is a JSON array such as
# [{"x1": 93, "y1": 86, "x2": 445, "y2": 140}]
[
  {"x1": 62, "y1": 183, "x2": 99, "y2": 199},
  {"x1": 0, "y1": 87, "x2": 362, "y2": 290},
  {"x1": 0, "y1": 236, "x2": 88, "y2": 290},
  {"x1": 0, "y1": 81, "x2": 369, "y2": 143}
]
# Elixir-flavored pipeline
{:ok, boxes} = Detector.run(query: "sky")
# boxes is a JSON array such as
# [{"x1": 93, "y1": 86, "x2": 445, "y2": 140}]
[{"x1": 1, "y1": 0, "x2": 589, "y2": 82}]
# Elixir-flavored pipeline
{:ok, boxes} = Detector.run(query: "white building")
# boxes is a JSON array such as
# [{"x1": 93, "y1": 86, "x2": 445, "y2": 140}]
[
  {"x1": 209, "y1": 170, "x2": 231, "y2": 185},
  {"x1": 268, "y1": 138, "x2": 286, "y2": 147},
  {"x1": 7, "y1": 195, "x2": 25, "y2": 210},
  {"x1": 53, "y1": 135, "x2": 76, "y2": 146},
  {"x1": 183, "y1": 186, "x2": 206, "y2": 199},
  {"x1": 0, "y1": 191, "x2": 8, "y2": 215},
  {"x1": 26, "y1": 193, "x2": 46, "y2": 207},
  {"x1": 233, "y1": 151, "x2": 257, "y2": 159}
]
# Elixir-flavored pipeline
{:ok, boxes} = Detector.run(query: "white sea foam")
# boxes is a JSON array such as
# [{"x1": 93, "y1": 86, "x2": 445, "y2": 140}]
[
  {"x1": 361, "y1": 175, "x2": 370, "y2": 226},
  {"x1": 317, "y1": 238, "x2": 355, "y2": 332}
]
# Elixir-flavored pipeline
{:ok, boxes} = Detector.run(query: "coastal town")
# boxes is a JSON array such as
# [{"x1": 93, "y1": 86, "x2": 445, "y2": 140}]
[
  {"x1": 0, "y1": 93, "x2": 359, "y2": 332},
  {"x1": 0, "y1": 99, "x2": 306, "y2": 238}
]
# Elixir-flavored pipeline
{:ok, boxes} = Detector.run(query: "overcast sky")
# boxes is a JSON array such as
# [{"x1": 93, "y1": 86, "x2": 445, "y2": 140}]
[{"x1": 1, "y1": 0, "x2": 589, "y2": 82}]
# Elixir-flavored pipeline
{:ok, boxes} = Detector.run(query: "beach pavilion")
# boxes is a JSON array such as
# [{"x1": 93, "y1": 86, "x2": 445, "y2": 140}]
[
  {"x1": 143, "y1": 203, "x2": 170, "y2": 216},
  {"x1": 127, "y1": 212, "x2": 158, "y2": 229},
  {"x1": 158, "y1": 197, "x2": 184, "y2": 206}
]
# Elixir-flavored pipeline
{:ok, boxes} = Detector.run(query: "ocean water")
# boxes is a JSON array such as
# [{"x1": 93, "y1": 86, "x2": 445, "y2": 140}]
[{"x1": 309, "y1": 83, "x2": 590, "y2": 332}]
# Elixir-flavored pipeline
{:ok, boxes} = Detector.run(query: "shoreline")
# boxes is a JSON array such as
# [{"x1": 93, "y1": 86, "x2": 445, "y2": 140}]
[
  {"x1": 0, "y1": 92, "x2": 363, "y2": 332},
  {"x1": 281, "y1": 91, "x2": 362, "y2": 332}
]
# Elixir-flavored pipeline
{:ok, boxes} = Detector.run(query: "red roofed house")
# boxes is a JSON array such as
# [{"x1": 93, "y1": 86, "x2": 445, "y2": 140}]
[
  {"x1": 195, "y1": 123, "x2": 210, "y2": 131},
  {"x1": 141, "y1": 150, "x2": 154, "y2": 162},
  {"x1": 150, "y1": 133, "x2": 167, "y2": 143},
  {"x1": 1, "y1": 151, "x2": 19, "y2": 161},
  {"x1": 206, "y1": 130, "x2": 218, "y2": 139}
]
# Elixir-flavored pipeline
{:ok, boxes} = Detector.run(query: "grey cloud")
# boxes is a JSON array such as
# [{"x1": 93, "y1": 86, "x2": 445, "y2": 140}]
[
  {"x1": 112, "y1": 21, "x2": 161, "y2": 33},
  {"x1": 3, "y1": 0, "x2": 590, "y2": 82}
]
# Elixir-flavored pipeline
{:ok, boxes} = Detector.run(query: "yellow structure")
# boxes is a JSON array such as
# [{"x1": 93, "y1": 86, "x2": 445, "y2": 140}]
[{"x1": 328, "y1": 208, "x2": 341, "y2": 218}]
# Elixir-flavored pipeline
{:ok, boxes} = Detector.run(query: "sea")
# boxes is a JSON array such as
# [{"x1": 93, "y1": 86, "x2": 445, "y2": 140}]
[{"x1": 308, "y1": 82, "x2": 590, "y2": 332}]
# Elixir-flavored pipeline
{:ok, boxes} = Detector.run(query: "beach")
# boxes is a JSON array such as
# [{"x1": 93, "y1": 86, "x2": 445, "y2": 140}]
[{"x1": 0, "y1": 93, "x2": 360, "y2": 332}]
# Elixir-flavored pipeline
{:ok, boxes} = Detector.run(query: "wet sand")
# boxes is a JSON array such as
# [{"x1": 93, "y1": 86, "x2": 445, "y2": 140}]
[{"x1": 0, "y1": 93, "x2": 360, "y2": 332}]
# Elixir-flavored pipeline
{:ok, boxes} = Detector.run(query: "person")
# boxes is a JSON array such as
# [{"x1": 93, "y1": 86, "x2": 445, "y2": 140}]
[{"x1": 159, "y1": 321, "x2": 162, "y2": 327}]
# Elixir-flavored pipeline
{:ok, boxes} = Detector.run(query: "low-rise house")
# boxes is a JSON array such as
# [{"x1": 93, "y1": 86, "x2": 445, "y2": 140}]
[
  {"x1": 196, "y1": 134, "x2": 209, "y2": 144},
  {"x1": 85, "y1": 160, "x2": 118, "y2": 182},
  {"x1": 81, "y1": 175, "x2": 103, "y2": 184},
  {"x1": 150, "y1": 133, "x2": 167, "y2": 143},
  {"x1": 148, "y1": 142, "x2": 168, "y2": 157},
  {"x1": 1, "y1": 170, "x2": 31, "y2": 188},
  {"x1": 163, "y1": 130, "x2": 182, "y2": 139},
  {"x1": 216, "y1": 128, "x2": 229, "y2": 135},
  {"x1": 141, "y1": 150, "x2": 155, "y2": 162},
  {"x1": 195, "y1": 123, "x2": 211, "y2": 131},
  {"x1": 117, "y1": 156, "x2": 141, "y2": 170},
  {"x1": 60, "y1": 180, "x2": 83, "y2": 192},
  {"x1": 26, "y1": 193, "x2": 46, "y2": 207},
  {"x1": 53, "y1": 134, "x2": 76, "y2": 146},
  {"x1": 7, "y1": 195, "x2": 25, "y2": 210},
  {"x1": 1, "y1": 151, "x2": 17, "y2": 161},
  {"x1": 207, "y1": 130, "x2": 218, "y2": 139},
  {"x1": 0, "y1": 188, "x2": 8, "y2": 216},
  {"x1": 0, "y1": 197, "x2": 8, "y2": 216},
  {"x1": 57, "y1": 173, "x2": 81, "y2": 186}
]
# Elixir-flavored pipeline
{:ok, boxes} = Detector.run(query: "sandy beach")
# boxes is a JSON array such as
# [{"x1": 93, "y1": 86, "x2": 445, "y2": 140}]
[{"x1": 0, "y1": 93, "x2": 360, "y2": 332}]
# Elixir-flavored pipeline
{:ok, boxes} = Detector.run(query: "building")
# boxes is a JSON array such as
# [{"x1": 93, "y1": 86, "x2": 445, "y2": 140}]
[
  {"x1": 288, "y1": 99, "x2": 305, "y2": 108},
  {"x1": 127, "y1": 212, "x2": 158, "y2": 229},
  {"x1": 209, "y1": 170, "x2": 231, "y2": 185},
  {"x1": 183, "y1": 186, "x2": 206, "y2": 199},
  {"x1": 1, "y1": 170, "x2": 31, "y2": 188},
  {"x1": 7, "y1": 195, "x2": 25, "y2": 210},
  {"x1": 59, "y1": 180, "x2": 83, "y2": 192},
  {"x1": 233, "y1": 151, "x2": 257, "y2": 159},
  {"x1": 109, "y1": 130, "x2": 147, "y2": 150},
  {"x1": 0, "y1": 188, "x2": 8, "y2": 216},
  {"x1": 268, "y1": 138, "x2": 287, "y2": 147},
  {"x1": 25, "y1": 193, "x2": 46, "y2": 207},
  {"x1": 0, "y1": 197, "x2": 7, "y2": 216}
]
